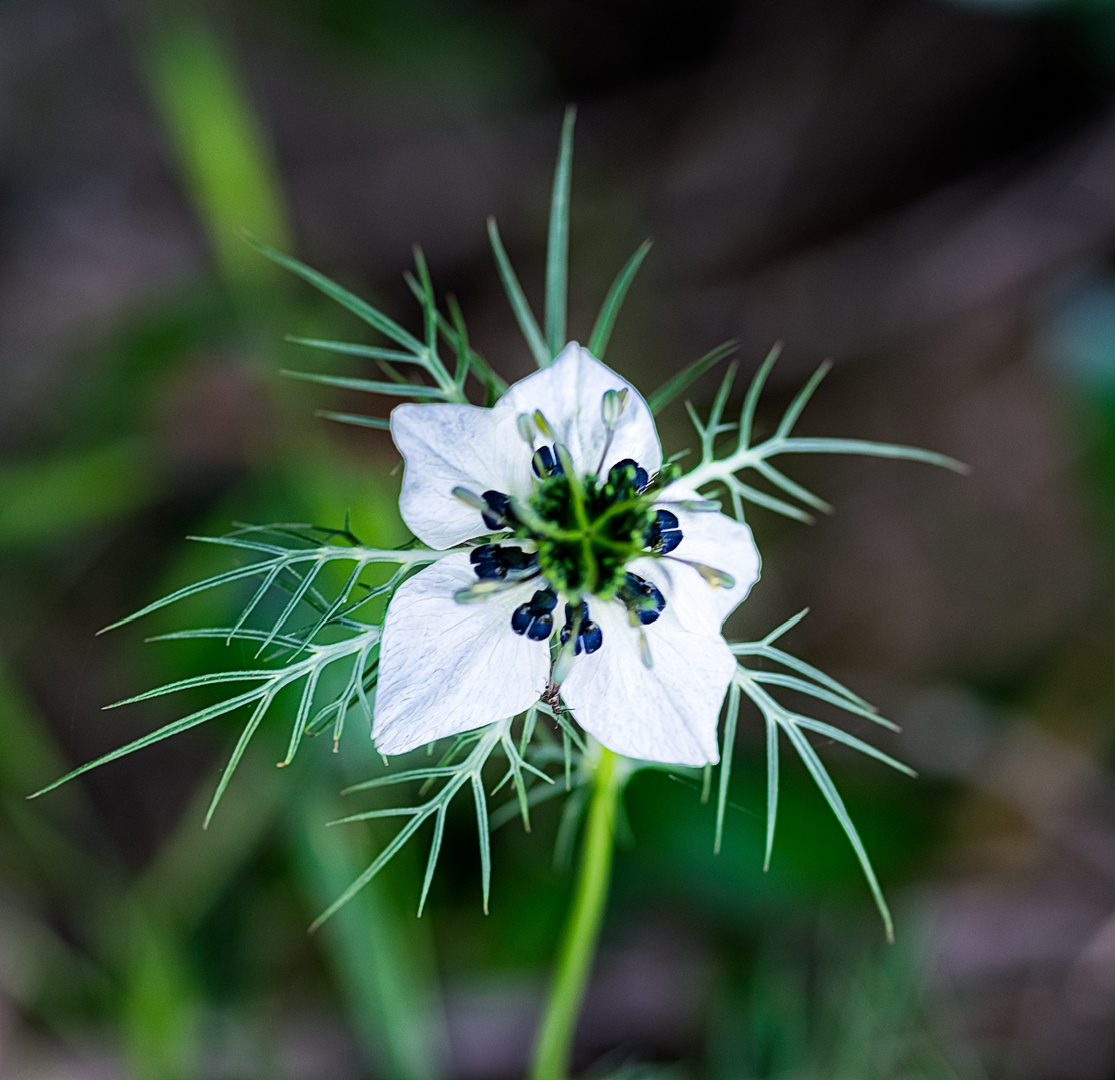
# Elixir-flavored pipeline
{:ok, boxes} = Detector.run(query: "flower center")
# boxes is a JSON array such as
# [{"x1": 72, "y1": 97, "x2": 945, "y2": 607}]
[
  {"x1": 526, "y1": 455, "x2": 659, "y2": 598},
  {"x1": 451, "y1": 394, "x2": 709, "y2": 662},
  {"x1": 463, "y1": 453, "x2": 681, "y2": 654}
]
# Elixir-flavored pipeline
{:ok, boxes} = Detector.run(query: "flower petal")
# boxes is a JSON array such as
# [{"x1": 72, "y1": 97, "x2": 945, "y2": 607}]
[
  {"x1": 559, "y1": 599, "x2": 734, "y2": 766},
  {"x1": 373, "y1": 553, "x2": 550, "y2": 754},
  {"x1": 391, "y1": 403, "x2": 525, "y2": 548},
  {"x1": 495, "y1": 342, "x2": 661, "y2": 478},
  {"x1": 631, "y1": 484, "x2": 760, "y2": 636}
]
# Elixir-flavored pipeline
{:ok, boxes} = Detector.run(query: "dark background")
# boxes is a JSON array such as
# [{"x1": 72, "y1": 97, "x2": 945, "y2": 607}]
[{"x1": 2, "y1": 0, "x2": 1115, "y2": 1077}]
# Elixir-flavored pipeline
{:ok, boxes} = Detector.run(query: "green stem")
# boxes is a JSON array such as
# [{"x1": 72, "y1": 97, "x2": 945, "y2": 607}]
[{"x1": 529, "y1": 747, "x2": 622, "y2": 1080}]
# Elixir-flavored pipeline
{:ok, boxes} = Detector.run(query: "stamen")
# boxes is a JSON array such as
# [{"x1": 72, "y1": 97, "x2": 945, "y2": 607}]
[
  {"x1": 608, "y1": 458, "x2": 649, "y2": 494},
  {"x1": 455, "y1": 578, "x2": 529, "y2": 603},
  {"x1": 618, "y1": 572, "x2": 666, "y2": 624},
  {"x1": 601, "y1": 388, "x2": 629, "y2": 430},
  {"x1": 553, "y1": 443, "x2": 577, "y2": 481},
  {"x1": 533, "y1": 410, "x2": 554, "y2": 440},
  {"x1": 532, "y1": 445, "x2": 564, "y2": 479},
  {"x1": 596, "y1": 388, "x2": 630, "y2": 472},
  {"x1": 664, "y1": 556, "x2": 735, "y2": 589},
  {"x1": 551, "y1": 600, "x2": 582, "y2": 684},
  {"x1": 560, "y1": 601, "x2": 602, "y2": 655},
  {"x1": 517, "y1": 412, "x2": 536, "y2": 445},
  {"x1": 481, "y1": 490, "x2": 514, "y2": 530},
  {"x1": 452, "y1": 486, "x2": 517, "y2": 531},
  {"x1": 470, "y1": 544, "x2": 538, "y2": 581},
  {"x1": 645, "y1": 509, "x2": 683, "y2": 554},
  {"x1": 658, "y1": 498, "x2": 721, "y2": 512},
  {"x1": 510, "y1": 587, "x2": 558, "y2": 642},
  {"x1": 452, "y1": 486, "x2": 487, "y2": 511}
]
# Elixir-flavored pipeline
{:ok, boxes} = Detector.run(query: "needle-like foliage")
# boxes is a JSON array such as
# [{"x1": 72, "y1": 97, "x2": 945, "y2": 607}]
[
  {"x1": 668, "y1": 348, "x2": 959, "y2": 937},
  {"x1": 719, "y1": 610, "x2": 915, "y2": 941},
  {"x1": 321, "y1": 711, "x2": 578, "y2": 928},
  {"x1": 678, "y1": 345, "x2": 968, "y2": 523}
]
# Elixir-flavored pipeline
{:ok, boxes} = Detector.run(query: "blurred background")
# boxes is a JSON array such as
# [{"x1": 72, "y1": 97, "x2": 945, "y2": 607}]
[{"x1": 3, "y1": 0, "x2": 1115, "y2": 1076}]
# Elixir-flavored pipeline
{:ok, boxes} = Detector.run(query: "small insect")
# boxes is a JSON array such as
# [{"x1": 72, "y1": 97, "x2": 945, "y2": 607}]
[{"x1": 542, "y1": 678, "x2": 562, "y2": 710}]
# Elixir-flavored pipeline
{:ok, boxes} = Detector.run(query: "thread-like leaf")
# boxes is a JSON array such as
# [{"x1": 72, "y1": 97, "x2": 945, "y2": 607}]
[
  {"x1": 765, "y1": 438, "x2": 969, "y2": 473},
  {"x1": 246, "y1": 235, "x2": 425, "y2": 354},
  {"x1": 418, "y1": 807, "x2": 448, "y2": 917},
  {"x1": 738, "y1": 342, "x2": 782, "y2": 450},
  {"x1": 403, "y1": 275, "x2": 507, "y2": 399},
  {"x1": 29, "y1": 685, "x2": 269, "y2": 799},
  {"x1": 777, "y1": 720, "x2": 894, "y2": 941},
  {"x1": 752, "y1": 459, "x2": 833, "y2": 515},
  {"x1": 316, "y1": 411, "x2": 391, "y2": 431},
  {"x1": 784, "y1": 713, "x2": 915, "y2": 776},
  {"x1": 731, "y1": 478, "x2": 815, "y2": 523},
  {"x1": 282, "y1": 370, "x2": 445, "y2": 399},
  {"x1": 705, "y1": 362, "x2": 739, "y2": 454},
  {"x1": 487, "y1": 217, "x2": 550, "y2": 368},
  {"x1": 763, "y1": 704, "x2": 779, "y2": 871},
  {"x1": 310, "y1": 812, "x2": 431, "y2": 932},
  {"x1": 204, "y1": 691, "x2": 274, "y2": 827},
  {"x1": 714, "y1": 679, "x2": 741, "y2": 854},
  {"x1": 588, "y1": 241, "x2": 652, "y2": 361},
  {"x1": 285, "y1": 337, "x2": 422, "y2": 365},
  {"x1": 472, "y1": 773, "x2": 492, "y2": 914},
  {"x1": 545, "y1": 105, "x2": 576, "y2": 357},
  {"x1": 749, "y1": 672, "x2": 884, "y2": 726},
  {"x1": 776, "y1": 360, "x2": 832, "y2": 438},
  {"x1": 649, "y1": 340, "x2": 738, "y2": 416}
]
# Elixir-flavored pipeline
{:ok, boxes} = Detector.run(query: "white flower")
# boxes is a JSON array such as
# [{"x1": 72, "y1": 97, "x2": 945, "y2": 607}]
[{"x1": 372, "y1": 343, "x2": 760, "y2": 766}]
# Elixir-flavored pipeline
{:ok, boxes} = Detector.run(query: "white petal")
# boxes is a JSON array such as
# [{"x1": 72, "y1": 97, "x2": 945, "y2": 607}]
[
  {"x1": 373, "y1": 553, "x2": 550, "y2": 755},
  {"x1": 391, "y1": 403, "x2": 525, "y2": 548},
  {"x1": 629, "y1": 484, "x2": 761, "y2": 636},
  {"x1": 559, "y1": 599, "x2": 734, "y2": 766},
  {"x1": 495, "y1": 342, "x2": 661, "y2": 478}
]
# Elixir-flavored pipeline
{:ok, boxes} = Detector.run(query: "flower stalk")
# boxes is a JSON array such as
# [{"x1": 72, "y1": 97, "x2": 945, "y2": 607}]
[{"x1": 530, "y1": 746, "x2": 623, "y2": 1080}]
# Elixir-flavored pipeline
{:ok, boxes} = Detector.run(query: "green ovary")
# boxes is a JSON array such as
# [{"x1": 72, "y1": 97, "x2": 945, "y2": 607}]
[{"x1": 527, "y1": 468, "x2": 655, "y2": 598}]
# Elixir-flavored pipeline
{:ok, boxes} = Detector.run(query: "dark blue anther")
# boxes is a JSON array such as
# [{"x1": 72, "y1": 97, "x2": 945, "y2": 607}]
[
  {"x1": 510, "y1": 605, "x2": 533, "y2": 634},
  {"x1": 481, "y1": 490, "x2": 513, "y2": 530},
  {"x1": 470, "y1": 544, "x2": 538, "y2": 581},
  {"x1": 619, "y1": 572, "x2": 666, "y2": 625},
  {"x1": 608, "y1": 458, "x2": 649, "y2": 493},
  {"x1": 580, "y1": 621, "x2": 603, "y2": 653},
  {"x1": 532, "y1": 445, "x2": 564, "y2": 478},
  {"x1": 510, "y1": 587, "x2": 558, "y2": 641},
  {"x1": 645, "y1": 508, "x2": 683, "y2": 554},
  {"x1": 559, "y1": 601, "x2": 603, "y2": 655}
]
